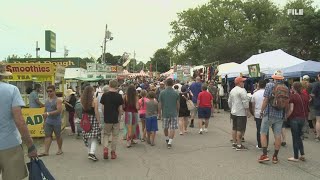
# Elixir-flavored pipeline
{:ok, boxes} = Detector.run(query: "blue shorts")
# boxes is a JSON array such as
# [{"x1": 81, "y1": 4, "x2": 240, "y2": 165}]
[
  {"x1": 198, "y1": 107, "x2": 211, "y2": 119},
  {"x1": 260, "y1": 116, "x2": 283, "y2": 136},
  {"x1": 146, "y1": 116, "x2": 158, "y2": 132}
]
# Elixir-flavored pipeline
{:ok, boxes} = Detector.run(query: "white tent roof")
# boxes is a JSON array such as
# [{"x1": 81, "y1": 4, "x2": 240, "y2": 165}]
[
  {"x1": 221, "y1": 49, "x2": 305, "y2": 78},
  {"x1": 217, "y1": 62, "x2": 240, "y2": 76}
]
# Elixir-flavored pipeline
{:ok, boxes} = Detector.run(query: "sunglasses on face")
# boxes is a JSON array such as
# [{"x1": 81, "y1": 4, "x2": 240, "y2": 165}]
[{"x1": 47, "y1": 90, "x2": 53, "y2": 93}]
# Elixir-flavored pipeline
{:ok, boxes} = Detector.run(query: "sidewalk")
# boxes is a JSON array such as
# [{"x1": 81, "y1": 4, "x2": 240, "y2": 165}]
[{"x1": 36, "y1": 112, "x2": 320, "y2": 180}]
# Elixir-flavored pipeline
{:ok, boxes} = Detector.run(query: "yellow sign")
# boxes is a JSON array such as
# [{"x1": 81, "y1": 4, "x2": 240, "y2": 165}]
[
  {"x1": 111, "y1": 66, "x2": 117, "y2": 72},
  {"x1": 36, "y1": 76, "x2": 52, "y2": 82},
  {"x1": 6, "y1": 63, "x2": 54, "y2": 75},
  {"x1": 22, "y1": 108, "x2": 46, "y2": 137},
  {"x1": 4, "y1": 74, "x2": 32, "y2": 81},
  {"x1": 22, "y1": 107, "x2": 66, "y2": 138},
  {"x1": 4, "y1": 75, "x2": 52, "y2": 82}
]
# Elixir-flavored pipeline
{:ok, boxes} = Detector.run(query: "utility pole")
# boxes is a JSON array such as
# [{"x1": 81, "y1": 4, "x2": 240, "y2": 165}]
[
  {"x1": 102, "y1": 24, "x2": 108, "y2": 64},
  {"x1": 64, "y1": 46, "x2": 69, "y2": 58},
  {"x1": 36, "y1": 41, "x2": 40, "y2": 58},
  {"x1": 133, "y1": 50, "x2": 136, "y2": 72}
]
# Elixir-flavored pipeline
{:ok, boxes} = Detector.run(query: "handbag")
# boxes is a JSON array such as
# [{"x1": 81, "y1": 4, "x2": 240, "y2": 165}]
[
  {"x1": 186, "y1": 100, "x2": 195, "y2": 111},
  {"x1": 80, "y1": 113, "x2": 91, "y2": 133},
  {"x1": 27, "y1": 158, "x2": 55, "y2": 180}
]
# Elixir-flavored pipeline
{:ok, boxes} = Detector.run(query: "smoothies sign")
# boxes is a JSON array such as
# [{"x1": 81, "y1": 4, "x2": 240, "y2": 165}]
[
  {"x1": 6, "y1": 63, "x2": 54, "y2": 75},
  {"x1": 22, "y1": 108, "x2": 46, "y2": 137}
]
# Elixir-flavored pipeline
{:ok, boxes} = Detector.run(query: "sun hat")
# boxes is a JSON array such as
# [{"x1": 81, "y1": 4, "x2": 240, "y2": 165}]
[
  {"x1": 271, "y1": 70, "x2": 284, "y2": 80},
  {"x1": 0, "y1": 62, "x2": 12, "y2": 76},
  {"x1": 65, "y1": 89, "x2": 76, "y2": 96},
  {"x1": 234, "y1": 76, "x2": 247, "y2": 85}
]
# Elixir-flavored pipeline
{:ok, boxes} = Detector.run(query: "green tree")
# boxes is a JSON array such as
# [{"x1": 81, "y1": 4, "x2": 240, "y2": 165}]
[
  {"x1": 276, "y1": 0, "x2": 320, "y2": 59},
  {"x1": 97, "y1": 53, "x2": 119, "y2": 65},
  {"x1": 6, "y1": 54, "x2": 20, "y2": 60},
  {"x1": 167, "y1": 0, "x2": 320, "y2": 65},
  {"x1": 82, "y1": 57, "x2": 95, "y2": 63},
  {"x1": 150, "y1": 48, "x2": 171, "y2": 73}
]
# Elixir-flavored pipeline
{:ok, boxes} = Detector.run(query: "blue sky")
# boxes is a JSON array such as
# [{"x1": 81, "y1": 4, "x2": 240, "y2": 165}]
[{"x1": 0, "y1": 0, "x2": 319, "y2": 63}]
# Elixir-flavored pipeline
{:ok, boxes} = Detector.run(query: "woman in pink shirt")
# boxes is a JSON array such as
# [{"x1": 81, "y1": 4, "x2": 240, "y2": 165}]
[{"x1": 139, "y1": 90, "x2": 148, "y2": 142}]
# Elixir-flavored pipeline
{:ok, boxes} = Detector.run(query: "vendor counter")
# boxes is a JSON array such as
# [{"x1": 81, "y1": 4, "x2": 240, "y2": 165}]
[{"x1": 23, "y1": 106, "x2": 67, "y2": 138}]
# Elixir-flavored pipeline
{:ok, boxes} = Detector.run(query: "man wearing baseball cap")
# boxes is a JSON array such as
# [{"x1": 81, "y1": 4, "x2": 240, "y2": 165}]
[
  {"x1": 258, "y1": 70, "x2": 289, "y2": 164},
  {"x1": 228, "y1": 76, "x2": 250, "y2": 151}
]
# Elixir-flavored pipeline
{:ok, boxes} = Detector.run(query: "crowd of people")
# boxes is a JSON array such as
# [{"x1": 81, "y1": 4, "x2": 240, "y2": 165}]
[{"x1": 1, "y1": 59, "x2": 320, "y2": 179}]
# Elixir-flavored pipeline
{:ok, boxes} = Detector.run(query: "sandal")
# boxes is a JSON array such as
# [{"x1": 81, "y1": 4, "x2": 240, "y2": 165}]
[
  {"x1": 56, "y1": 151, "x2": 63, "y2": 155},
  {"x1": 38, "y1": 153, "x2": 49, "y2": 157},
  {"x1": 299, "y1": 156, "x2": 306, "y2": 161}
]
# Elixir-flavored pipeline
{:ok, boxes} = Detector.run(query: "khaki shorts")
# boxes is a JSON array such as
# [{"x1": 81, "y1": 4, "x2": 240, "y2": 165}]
[
  {"x1": 308, "y1": 107, "x2": 316, "y2": 121},
  {"x1": 0, "y1": 145, "x2": 27, "y2": 180}
]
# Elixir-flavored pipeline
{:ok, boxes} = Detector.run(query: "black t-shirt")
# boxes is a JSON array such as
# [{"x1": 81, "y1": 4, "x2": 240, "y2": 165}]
[
  {"x1": 66, "y1": 95, "x2": 77, "y2": 112},
  {"x1": 100, "y1": 91, "x2": 124, "y2": 124}
]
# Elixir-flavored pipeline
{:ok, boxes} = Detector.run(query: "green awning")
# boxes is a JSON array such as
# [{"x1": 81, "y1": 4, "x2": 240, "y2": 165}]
[{"x1": 75, "y1": 77, "x2": 102, "y2": 82}]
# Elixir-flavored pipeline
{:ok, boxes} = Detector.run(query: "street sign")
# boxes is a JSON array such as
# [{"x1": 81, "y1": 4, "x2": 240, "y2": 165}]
[{"x1": 45, "y1": 30, "x2": 56, "y2": 52}]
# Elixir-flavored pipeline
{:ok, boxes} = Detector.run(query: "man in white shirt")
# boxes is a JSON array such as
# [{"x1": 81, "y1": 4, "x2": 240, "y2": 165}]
[
  {"x1": 228, "y1": 76, "x2": 250, "y2": 151},
  {"x1": 251, "y1": 80, "x2": 269, "y2": 149}
]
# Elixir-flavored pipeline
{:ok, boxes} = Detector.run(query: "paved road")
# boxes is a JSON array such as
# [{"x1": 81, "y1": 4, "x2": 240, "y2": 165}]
[{"x1": 36, "y1": 112, "x2": 320, "y2": 180}]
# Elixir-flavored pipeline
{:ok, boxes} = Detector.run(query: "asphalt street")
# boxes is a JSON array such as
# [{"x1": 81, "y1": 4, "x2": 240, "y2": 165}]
[{"x1": 33, "y1": 111, "x2": 320, "y2": 180}]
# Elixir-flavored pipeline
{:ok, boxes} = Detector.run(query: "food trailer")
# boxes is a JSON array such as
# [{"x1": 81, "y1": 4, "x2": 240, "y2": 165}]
[{"x1": 4, "y1": 63, "x2": 66, "y2": 137}]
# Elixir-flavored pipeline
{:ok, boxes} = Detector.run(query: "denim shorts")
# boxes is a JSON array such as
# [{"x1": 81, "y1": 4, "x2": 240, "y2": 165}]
[
  {"x1": 198, "y1": 107, "x2": 211, "y2": 119},
  {"x1": 44, "y1": 123, "x2": 62, "y2": 137},
  {"x1": 146, "y1": 116, "x2": 158, "y2": 132},
  {"x1": 260, "y1": 116, "x2": 283, "y2": 136}
]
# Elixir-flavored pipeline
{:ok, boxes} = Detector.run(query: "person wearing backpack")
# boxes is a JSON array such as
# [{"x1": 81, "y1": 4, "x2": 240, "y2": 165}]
[{"x1": 258, "y1": 70, "x2": 289, "y2": 164}]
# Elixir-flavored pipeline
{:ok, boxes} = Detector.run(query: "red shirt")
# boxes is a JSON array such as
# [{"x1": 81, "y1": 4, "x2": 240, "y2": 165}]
[
  {"x1": 198, "y1": 91, "x2": 213, "y2": 108},
  {"x1": 289, "y1": 93, "x2": 309, "y2": 119}
]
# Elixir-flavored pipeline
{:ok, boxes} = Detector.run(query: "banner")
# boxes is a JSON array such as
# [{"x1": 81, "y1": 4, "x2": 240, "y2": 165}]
[
  {"x1": 248, "y1": 64, "x2": 261, "y2": 77},
  {"x1": 22, "y1": 107, "x2": 66, "y2": 138},
  {"x1": 22, "y1": 108, "x2": 46, "y2": 137},
  {"x1": 6, "y1": 63, "x2": 54, "y2": 75}
]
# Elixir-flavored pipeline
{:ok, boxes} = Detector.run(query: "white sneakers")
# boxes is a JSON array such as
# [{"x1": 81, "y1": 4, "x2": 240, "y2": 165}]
[{"x1": 199, "y1": 128, "x2": 208, "y2": 134}]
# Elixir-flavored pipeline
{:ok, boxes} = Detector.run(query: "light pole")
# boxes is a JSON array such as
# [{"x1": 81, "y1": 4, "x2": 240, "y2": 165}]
[{"x1": 101, "y1": 24, "x2": 113, "y2": 64}]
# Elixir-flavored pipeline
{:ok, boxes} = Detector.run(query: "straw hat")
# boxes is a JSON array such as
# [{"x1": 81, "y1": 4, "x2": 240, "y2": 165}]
[
  {"x1": 0, "y1": 62, "x2": 12, "y2": 76},
  {"x1": 65, "y1": 89, "x2": 75, "y2": 96}
]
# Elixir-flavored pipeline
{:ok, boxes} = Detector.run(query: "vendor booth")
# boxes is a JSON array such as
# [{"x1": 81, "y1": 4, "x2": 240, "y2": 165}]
[
  {"x1": 3, "y1": 63, "x2": 66, "y2": 137},
  {"x1": 222, "y1": 49, "x2": 305, "y2": 78},
  {"x1": 265, "y1": 60, "x2": 320, "y2": 78}
]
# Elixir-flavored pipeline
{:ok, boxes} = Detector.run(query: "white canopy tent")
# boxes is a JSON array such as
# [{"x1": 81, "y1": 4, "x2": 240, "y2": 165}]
[
  {"x1": 221, "y1": 49, "x2": 305, "y2": 78},
  {"x1": 217, "y1": 62, "x2": 240, "y2": 76}
]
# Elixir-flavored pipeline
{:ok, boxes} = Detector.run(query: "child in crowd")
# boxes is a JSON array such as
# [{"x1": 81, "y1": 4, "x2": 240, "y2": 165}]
[
  {"x1": 139, "y1": 90, "x2": 148, "y2": 142},
  {"x1": 145, "y1": 91, "x2": 159, "y2": 146}
]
